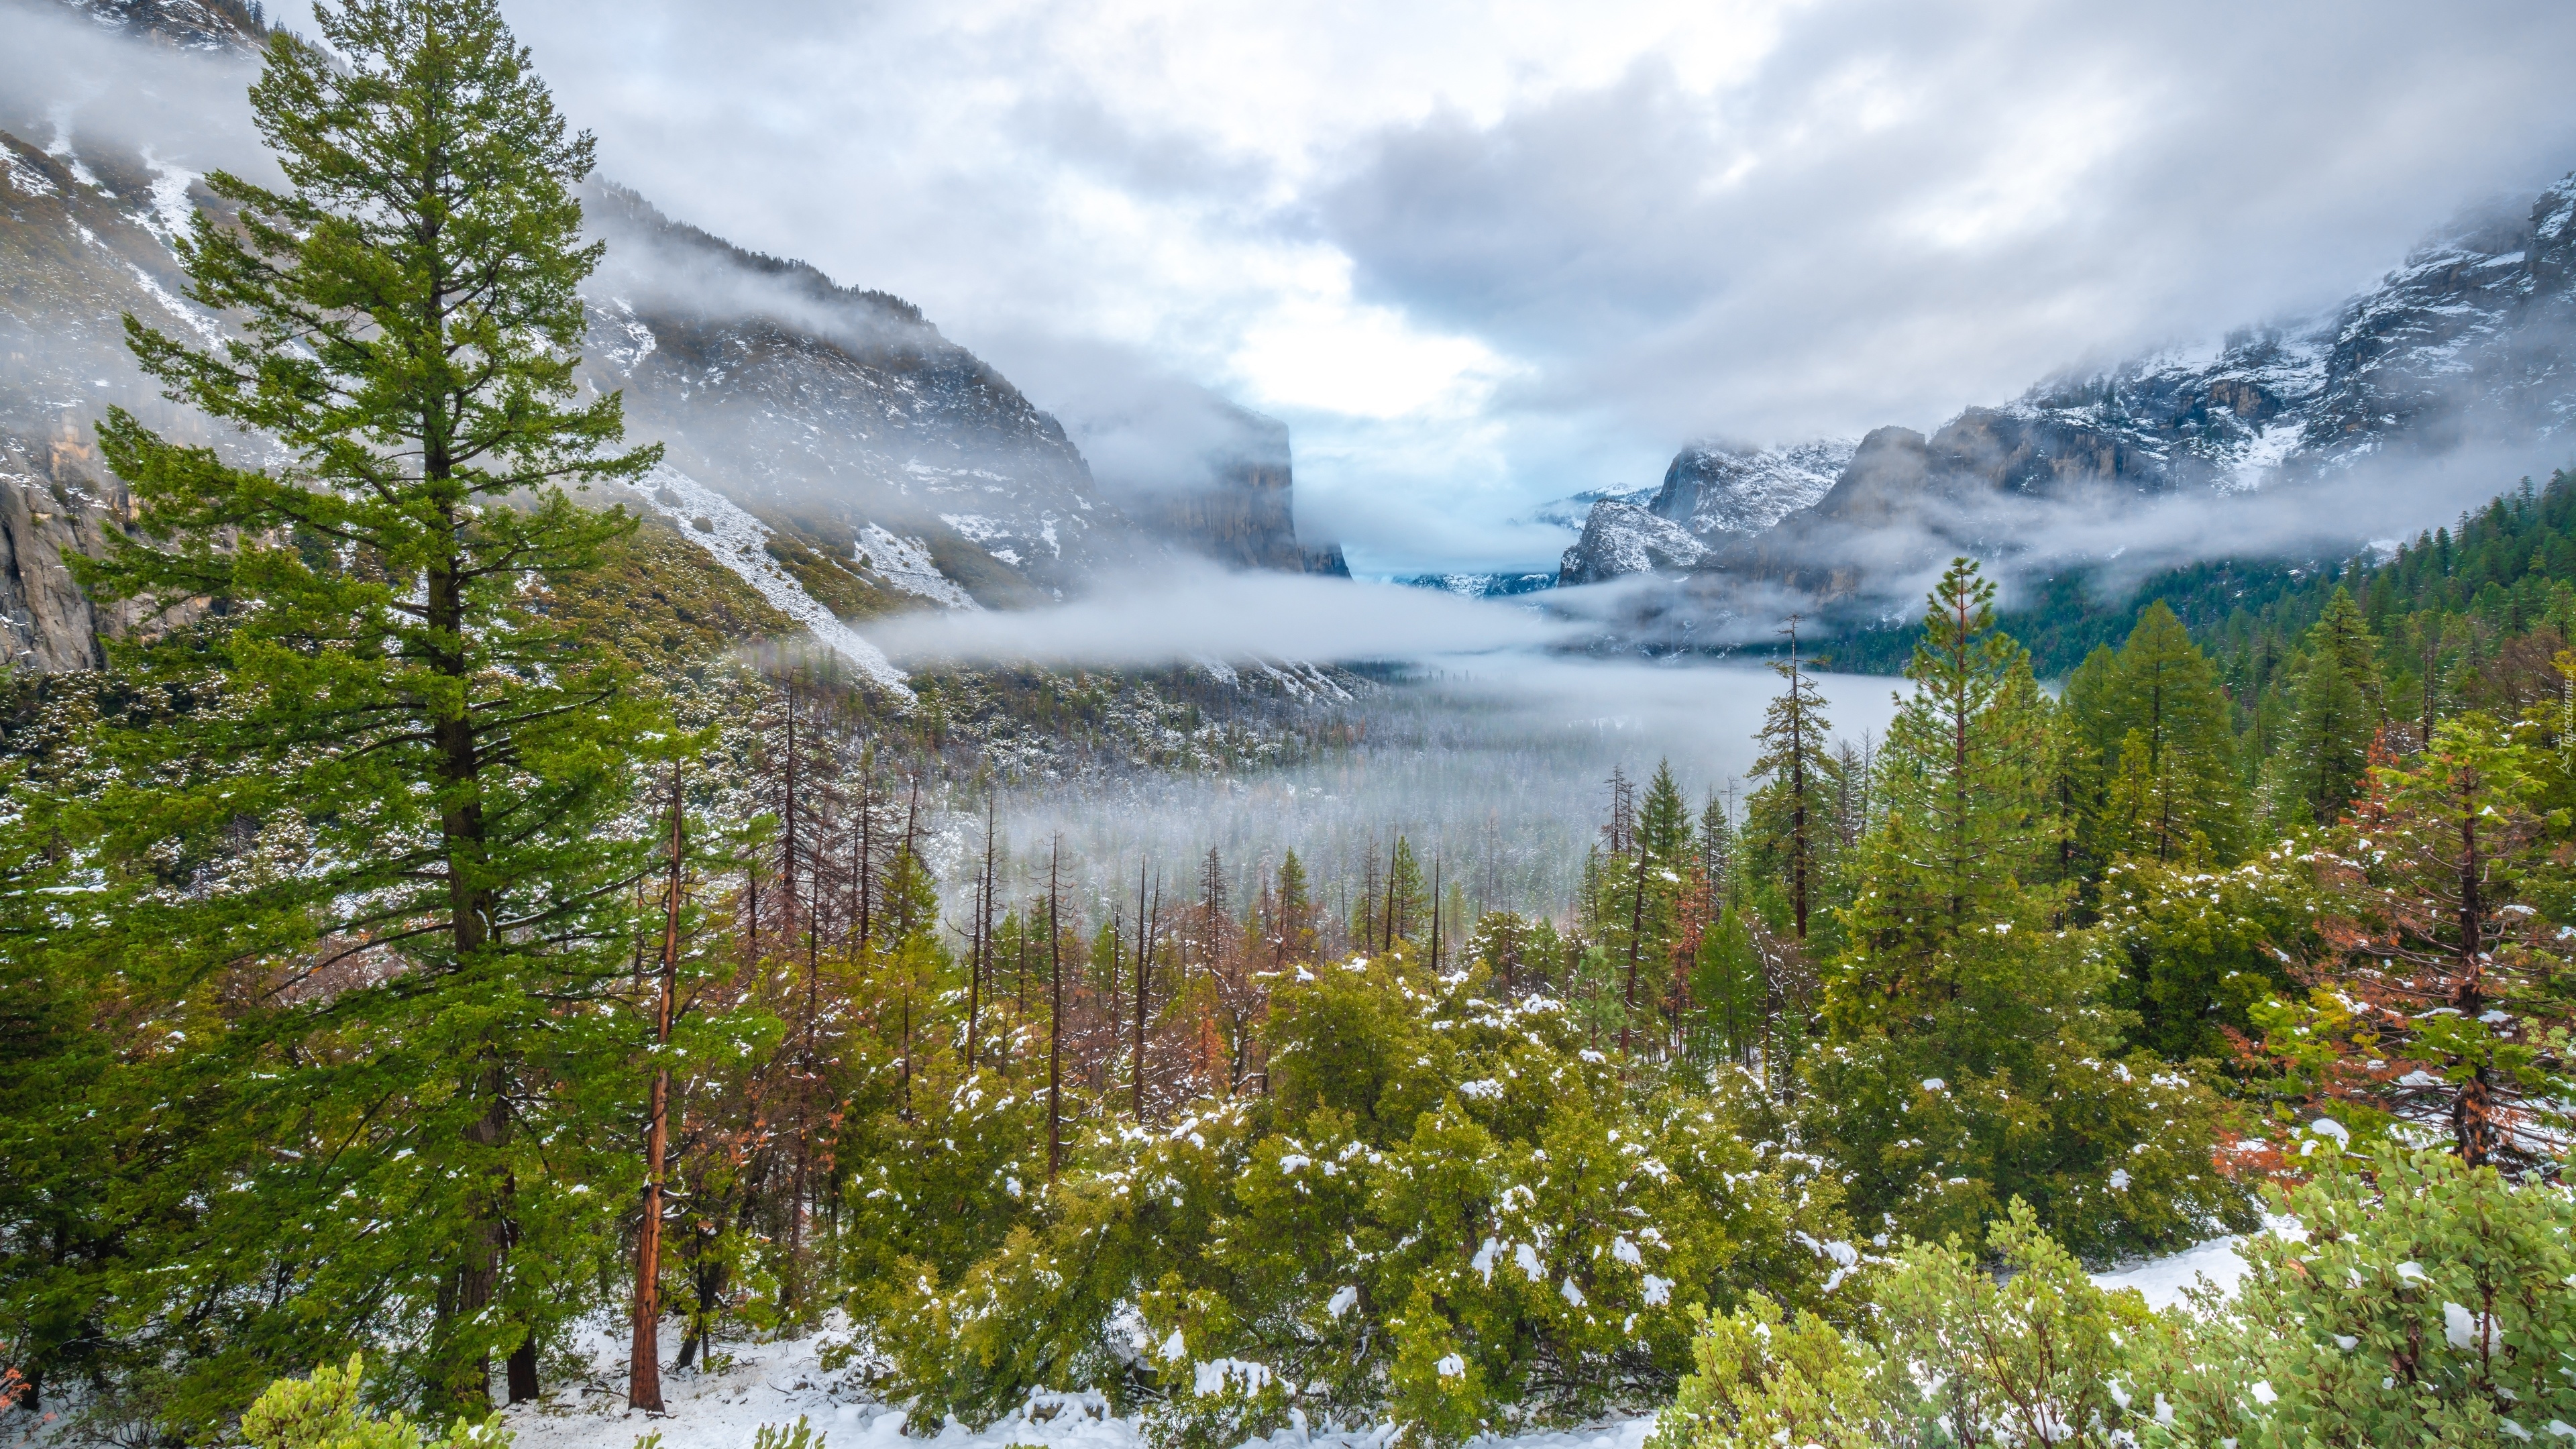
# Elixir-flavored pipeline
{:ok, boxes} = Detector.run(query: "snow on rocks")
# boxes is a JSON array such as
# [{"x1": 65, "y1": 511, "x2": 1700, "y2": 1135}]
[
  {"x1": 857, "y1": 524, "x2": 979, "y2": 610},
  {"x1": 1556, "y1": 502, "x2": 1705, "y2": 586},
  {"x1": 622, "y1": 466, "x2": 914, "y2": 698}
]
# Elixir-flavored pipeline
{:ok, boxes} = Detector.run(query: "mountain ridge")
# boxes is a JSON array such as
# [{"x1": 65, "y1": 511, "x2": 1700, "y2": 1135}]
[{"x1": 1559, "y1": 169, "x2": 2576, "y2": 628}]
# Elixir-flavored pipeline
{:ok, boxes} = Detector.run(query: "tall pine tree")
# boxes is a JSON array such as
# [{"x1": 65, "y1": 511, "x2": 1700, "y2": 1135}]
[{"x1": 75, "y1": 0, "x2": 659, "y2": 1414}]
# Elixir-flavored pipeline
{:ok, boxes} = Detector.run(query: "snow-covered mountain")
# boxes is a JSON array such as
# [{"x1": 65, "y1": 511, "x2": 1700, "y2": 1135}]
[
  {"x1": 1560, "y1": 171, "x2": 2576, "y2": 606},
  {"x1": 0, "y1": 0, "x2": 1344, "y2": 675},
  {"x1": 1558, "y1": 440, "x2": 1851, "y2": 583}
]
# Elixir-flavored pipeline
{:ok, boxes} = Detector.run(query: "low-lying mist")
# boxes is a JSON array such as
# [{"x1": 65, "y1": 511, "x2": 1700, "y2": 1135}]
[{"x1": 935, "y1": 652, "x2": 1901, "y2": 932}]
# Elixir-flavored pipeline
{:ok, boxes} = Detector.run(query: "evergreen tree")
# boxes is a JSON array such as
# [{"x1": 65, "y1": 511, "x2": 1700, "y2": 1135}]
[
  {"x1": 1835, "y1": 557, "x2": 2060, "y2": 1008},
  {"x1": 1809, "y1": 561, "x2": 2243, "y2": 1259},
  {"x1": 2253, "y1": 716, "x2": 2576, "y2": 1169},
  {"x1": 2064, "y1": 601, "x2": 2243, "y2": 871},
  {"x1": 1273, "y1": 849, "x2": 1316, "y2": 965},
  {"x1": 63, "y1": 0, "x2": 659, "y2": 1416},
  {"x1": 1750, "y1": 625, "x2": 1833, "y2": 938},
  {"x1": 1638, "y1": 760, "x2": 1694, "y2": 871},
  {"x1": 1692, "y1": 906, "x2": 1762, "y2": 1065},
  {"x1": 2279, "y1": 587, "x2": 2385, "y2": 824},
  {"x1": 1385, "y1": 836, "x2": 1430, "y2": 948}
]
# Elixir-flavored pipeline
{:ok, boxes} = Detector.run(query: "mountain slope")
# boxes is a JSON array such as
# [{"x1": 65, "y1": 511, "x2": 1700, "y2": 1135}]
[
  {"x1": 0, "y1": 1, "x2": 1345, "y2": 680},
  {"x1": 1560, "y1": 171, "x2": 2576, "y2": 621}
]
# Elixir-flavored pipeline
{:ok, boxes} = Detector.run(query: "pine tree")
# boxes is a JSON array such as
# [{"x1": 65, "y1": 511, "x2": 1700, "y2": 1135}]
[
  {"x1": 1639, "y1": 760, "x2": 1694, "y2": 871},
  {"x1": 2280, "y1": 587, "x2": 2385, "y2": 824},
  {"x1": 72, "y1": 0, "x2": 659, "y2": 1414},
  {"x1": 1274, "y1": 850, "x2": 1316, "y2": 965},
  {"x1": 1750, "y1": 623, "x2": 1833, "y2": 938},
  {"x1": 2255, "y1": 716, "x2": 2576, "y2": 1169},
  {"x1": 1805, "y1": 561, "x2": 2239, "y2": 1258},
  {"x1": 2065, "y1": 601, "x2": 2243, "y2": 870},
  {"x1": 1838, "y1": 557, "x2": 2060, "y2": 1005},
  {"x1": 1385, "y1": 836, "x2": 1429, "y2": 948}
]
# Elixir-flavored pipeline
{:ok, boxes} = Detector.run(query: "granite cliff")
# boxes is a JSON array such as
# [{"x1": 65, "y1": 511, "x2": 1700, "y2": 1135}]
[{"x1": 1560, "y1": 172, "x2": 2576, "y2": 617}]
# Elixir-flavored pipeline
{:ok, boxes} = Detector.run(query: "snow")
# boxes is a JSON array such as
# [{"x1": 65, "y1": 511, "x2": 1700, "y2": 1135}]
[
  {"x1": 2088, "y1": 1216, "x2": 2300, "y2": 1312},
  {"x1": 2222, "y1": 417, "x2": 2304, "y2": 493},
  {"x1": 136, "y1": 150, "x2": 198, "y2": 249},
  {"x1": 857, "y1": 525, "x2": 979, "y2": 610},
  {"x1": 3, "y1": 146, "x2": 56, "y2": 198},
  {"x1": 622, "y1": 466, "x2": 914, "y2": 698},
  {"x1": 498, "y1": 1326, "x2": 1658, "y2": 1449}
]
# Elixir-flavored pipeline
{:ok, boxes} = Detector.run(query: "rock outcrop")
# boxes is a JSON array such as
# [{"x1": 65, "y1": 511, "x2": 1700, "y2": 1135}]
[{"x1": 1115, "y1": 404, "x2": 1348, "y2": 575}]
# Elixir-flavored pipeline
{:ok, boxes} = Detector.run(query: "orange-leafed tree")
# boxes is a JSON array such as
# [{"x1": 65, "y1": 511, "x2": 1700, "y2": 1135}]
[{"x1": 2251, "y1": 718, "x2": 2575, "y2": 1171}]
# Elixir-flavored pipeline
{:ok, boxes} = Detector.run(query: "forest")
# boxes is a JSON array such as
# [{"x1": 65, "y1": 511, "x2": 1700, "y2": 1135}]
[{"x1": 3, "y1": 2, "x2": 2573, "y2": 1447}]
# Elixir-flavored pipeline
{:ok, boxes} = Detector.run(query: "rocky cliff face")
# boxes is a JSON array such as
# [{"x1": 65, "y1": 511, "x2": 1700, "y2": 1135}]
[
  {"x1": 1561, "y1": 170, "x2": 2576, "y2": 616},
  {"x1": 0, "y1": 107, "x2": 244, "y2": 670},
  {"x1": 1111, "y1": 403, "x2": 1348, "y2": 575},
  {"x1": 0, "y1": 4, "x2": 1343, "y2": 675},
  {"x1": 1558, "y1": 439, "x2": 1851, "y2": 584},
  {"x1": 578, "y1": 184, "x2": 1159, "y2": 606}
]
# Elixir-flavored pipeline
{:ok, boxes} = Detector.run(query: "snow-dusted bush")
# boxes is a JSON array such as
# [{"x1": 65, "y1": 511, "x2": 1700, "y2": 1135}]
[
  {"x1": 1652, "y1": 1146, "x2": 2576, "y2": 1448},
  {"x1": 2131, "y1": 1147, "x2": 2576, "y2": 1446},
  {"x1": 865, "y1": 951, "x2": 1851, "y2": 1448}
]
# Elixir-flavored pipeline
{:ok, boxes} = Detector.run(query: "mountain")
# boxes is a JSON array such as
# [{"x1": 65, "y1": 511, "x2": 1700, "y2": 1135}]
[
  {"x1": 1102, "y1": 402, "x2": 1350, "y2": 576},
  {"x1": 1557, "y1": 439, "x2": 1852, "y2": 584},
  {"x1": 1560, "y1": 171, "x2": 2576, "y2": 625},
  {"x1": 1391, "y1": 570, "x2": 1556, "y2": 599},
  {"x1": 0, "y1": 1, "x2": 1345, "y2": 678}
]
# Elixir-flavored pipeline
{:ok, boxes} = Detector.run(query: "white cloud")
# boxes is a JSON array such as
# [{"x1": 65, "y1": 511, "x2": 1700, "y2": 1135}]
[{"x1": 231, "y1": 0, "x2": 2576, "y2": 572}]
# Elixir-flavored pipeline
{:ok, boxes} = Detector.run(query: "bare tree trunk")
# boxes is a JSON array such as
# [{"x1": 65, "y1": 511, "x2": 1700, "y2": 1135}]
[
  {"x1": 1048, "y1": 843, "x2": 1064, "y2": 1180},
  {"x1": 2453, "y1": 784, "x2": 2496, "y2": 1166},
  {"x1": 630, "y1": 765, "x2": 684, "y2": 1411}
]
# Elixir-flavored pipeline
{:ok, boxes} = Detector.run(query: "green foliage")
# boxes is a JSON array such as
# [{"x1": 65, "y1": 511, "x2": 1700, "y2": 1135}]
[
  {"x1": 2089, "y1": 851, "x2": 2316, "y2": 1061},
  {"x1": 749, "y1": 1417, "x2": 825, "y2": 1449},
  {"x1": 1647, "y1": 1295, "x2": 1888, "y2": 1449},
  {"x1": 2250, "y1": 714, "x2": 2576, "y2": 1169},
  {"x1": 2275, "y1": 588, "x2": 2385, "y2": 826},
  {"x1": 1811, "y1": 560, "x2": 2249, "y2": 1261},
  {"x1": 238, "y1": 1356, "x2": 507, "y2": 1449},
  {"x1": 2061, "y1": 602, "x2": 2246, "y2": 876},
  {"x1": 872, "y1": 954, "x2": 1850, "y2": 1446},
  {"x1": 2133, "y1": 1148, "x2": 2576, "y2": 1446},
  {"x1": 1748, "y1": 640, "x2": 1836, "y2": 940},
  {"x1": 16, "y1": 0, "x2": 674, "y2": 1421},
  {"x1": 1652, "y1": 1201, "x2": 2154, "y2": 1449},
  {"x1": 1868, "y1": 1199, "x2": 2153, "y2": 1446}
]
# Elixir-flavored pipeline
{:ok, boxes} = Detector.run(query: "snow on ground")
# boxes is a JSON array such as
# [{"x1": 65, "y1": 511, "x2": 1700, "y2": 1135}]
[
  {"x1": 502, "y1": 1325, "x2": 1655, "y2": 1449},
  {"x1": 2088, "y1": 1215, "x2": 2300, "y2": 1312},
  {"x1": 621, "y1": 466, "x2": 915, "y2": 698}
]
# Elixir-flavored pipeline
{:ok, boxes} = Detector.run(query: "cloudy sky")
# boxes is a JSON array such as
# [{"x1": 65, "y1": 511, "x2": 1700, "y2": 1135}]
[{"x1": 127, "y1": 1, "x2": 2576, "y2": 570}]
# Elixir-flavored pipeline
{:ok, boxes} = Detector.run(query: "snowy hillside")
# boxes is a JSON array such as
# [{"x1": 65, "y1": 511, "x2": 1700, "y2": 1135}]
[
  {"x1": 489, "y1": 1214, "x2": 2278, "y2": 1449},
  {"x1": 1558, "y1": 170, "x2": 2576, "y2": 596}
]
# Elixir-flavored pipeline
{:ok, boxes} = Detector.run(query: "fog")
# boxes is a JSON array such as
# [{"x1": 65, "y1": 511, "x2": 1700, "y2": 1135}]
[
  {"x1": 943, "y1": 654, "x2": 1903, "y2": 930},
  {"x1": 0, "y1": 1, "x2": 270, "y2": 184},
  {"x1": 867, "y1": 561, "x2": 1576, "y2": 667}
]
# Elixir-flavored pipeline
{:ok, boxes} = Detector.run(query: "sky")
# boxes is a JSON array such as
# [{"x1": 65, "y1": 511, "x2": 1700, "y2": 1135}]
[
  {"x1": 464, "y1": 0, "x2": 2576, "y2": 574},
  {"x1": 35, "y1": 0, "x2": 2576, "y2": 574}
]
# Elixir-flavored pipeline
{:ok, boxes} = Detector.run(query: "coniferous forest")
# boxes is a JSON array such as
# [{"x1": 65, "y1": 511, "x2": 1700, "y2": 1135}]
[{"x1": 3, "y1": 3, "x2": 2574, "y2": 1448}]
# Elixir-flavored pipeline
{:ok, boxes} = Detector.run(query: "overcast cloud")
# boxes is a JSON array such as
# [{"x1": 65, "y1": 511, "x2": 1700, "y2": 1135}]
[{"x1": 154, "y1": 1, "x2": 2576, "y2": 570}]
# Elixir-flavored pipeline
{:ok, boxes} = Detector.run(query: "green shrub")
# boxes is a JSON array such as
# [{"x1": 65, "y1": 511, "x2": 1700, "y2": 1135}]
[
  {"x1": 2131, "y1": 1148, "x2": 2576, "y2": 1446},
  {"x1": 869, "y1": 953, "x2": 1851, "y2": 1446},
  {"x1": 238, "y1": 1356, "x2": 506, "y2": 1449}
]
